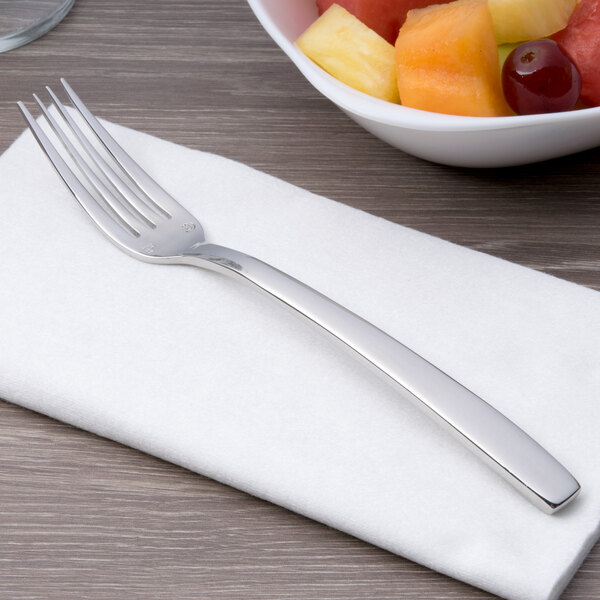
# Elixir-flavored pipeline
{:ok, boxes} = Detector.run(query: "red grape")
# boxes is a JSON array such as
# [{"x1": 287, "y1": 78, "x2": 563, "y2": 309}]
[{"x1": 502, "y1": 40, "x2": 581, "y2": 115}]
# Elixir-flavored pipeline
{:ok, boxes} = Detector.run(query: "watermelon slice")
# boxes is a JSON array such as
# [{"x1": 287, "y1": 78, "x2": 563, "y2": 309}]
[
  {"x1": 316, "y1": 0, "x2": 453, "y2": 44},
  {"x1": 553, "y1": 0, "x2": 600, "y2": 106}
]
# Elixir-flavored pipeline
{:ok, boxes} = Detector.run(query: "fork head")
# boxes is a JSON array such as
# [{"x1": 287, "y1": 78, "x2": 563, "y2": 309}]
[{"x1": 18, "y1": 79, "x2": 206, "y2": 264}]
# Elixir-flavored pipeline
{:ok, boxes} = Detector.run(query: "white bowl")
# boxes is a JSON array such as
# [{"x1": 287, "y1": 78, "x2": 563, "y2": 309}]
[{"x1": 247, "y1": 0, "x2": 600, "y2": 167}]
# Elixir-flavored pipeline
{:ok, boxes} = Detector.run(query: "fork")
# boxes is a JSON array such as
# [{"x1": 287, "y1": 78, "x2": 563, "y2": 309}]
[{"x1": 18, "y1": 79, "x2": 580, "y2": 514}]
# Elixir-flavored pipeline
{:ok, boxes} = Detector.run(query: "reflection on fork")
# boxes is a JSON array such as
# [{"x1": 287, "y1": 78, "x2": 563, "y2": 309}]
[{"x1": 17, "y1": 79, "x2": 581, "y2": 514}]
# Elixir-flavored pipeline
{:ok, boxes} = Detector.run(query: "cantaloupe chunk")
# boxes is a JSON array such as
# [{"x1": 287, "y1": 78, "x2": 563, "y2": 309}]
[
  {"x1": 395, "y1": 0, "x2": 511, "y2": 117},
  {"x1": 296, "y1": 4, "x2": 400, "y2": 103}
]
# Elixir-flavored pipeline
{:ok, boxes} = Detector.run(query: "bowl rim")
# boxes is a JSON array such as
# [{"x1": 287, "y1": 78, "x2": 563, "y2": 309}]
[{"x1": 247, "y1": 0, "x2": 600, "y2": 133}]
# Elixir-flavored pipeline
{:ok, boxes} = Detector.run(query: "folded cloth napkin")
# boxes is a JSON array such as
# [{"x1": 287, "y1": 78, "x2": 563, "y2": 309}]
[{"x1": 1, "y1": 120, "x2": 599, "y2": 600}]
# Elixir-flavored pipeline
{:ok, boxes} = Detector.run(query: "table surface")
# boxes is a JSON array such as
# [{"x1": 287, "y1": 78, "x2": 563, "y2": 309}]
[{"x1": 1, "y1": 1, "x2": 599, "y2": 598}]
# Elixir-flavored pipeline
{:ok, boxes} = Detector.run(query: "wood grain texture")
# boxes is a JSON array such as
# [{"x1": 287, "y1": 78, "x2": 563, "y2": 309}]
[{"x1": 0, "y1": 1, "x2": 599, "y2": 598}]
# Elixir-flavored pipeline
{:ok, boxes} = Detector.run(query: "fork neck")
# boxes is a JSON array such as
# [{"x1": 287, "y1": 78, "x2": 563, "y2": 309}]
[{"x1": 180, "y1": 243, "x2": 255, "y2": 276}]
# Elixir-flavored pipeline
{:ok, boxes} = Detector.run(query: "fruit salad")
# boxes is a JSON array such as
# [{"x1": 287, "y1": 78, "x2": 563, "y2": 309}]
[{"x1": 295, "y1": 0, "x2": 600, "y2": 117}]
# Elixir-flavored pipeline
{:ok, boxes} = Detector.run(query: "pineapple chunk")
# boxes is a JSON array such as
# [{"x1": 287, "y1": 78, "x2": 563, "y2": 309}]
[
  {"x1": 489, "y1": 0, "x2": 578, "y2": 43},
  {"x1": 296, "y1": 4, "x2": 400, "y2": 103}
]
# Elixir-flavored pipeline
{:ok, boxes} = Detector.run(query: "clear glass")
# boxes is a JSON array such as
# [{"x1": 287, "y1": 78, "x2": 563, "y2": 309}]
[{"x1": 0, "y1": 0, "x2": 75, "y2": 53}]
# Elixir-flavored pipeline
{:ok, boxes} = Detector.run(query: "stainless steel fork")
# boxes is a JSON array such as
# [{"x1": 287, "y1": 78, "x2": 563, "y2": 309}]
[{"x1": 18, "y1": 79, "x2": 580, "y2": 513}]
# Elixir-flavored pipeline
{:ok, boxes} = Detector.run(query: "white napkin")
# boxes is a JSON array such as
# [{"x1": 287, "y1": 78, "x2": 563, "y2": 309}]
[{"x1": 1, "y1": 121, "x2": 599, "y2": 600}]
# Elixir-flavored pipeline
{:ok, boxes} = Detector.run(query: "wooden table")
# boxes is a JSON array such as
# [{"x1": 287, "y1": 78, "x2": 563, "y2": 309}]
[{"x1": 1, "y1": 1, "x2": 599, "y2": 598}]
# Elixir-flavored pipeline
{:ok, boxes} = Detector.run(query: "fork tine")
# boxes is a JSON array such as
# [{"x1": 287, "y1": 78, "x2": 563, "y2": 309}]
[
  {"x1": 17, "y1": 100, "x2": 140, "y2": 243},
  {"x1": 32, "y1": 94, "x2": 150, "y2": 234},
  {"x1": 61, "y1": 78, "x2": 175, "y2": 219},
  {"x1": 45, "y1": 85, "x2": 163, "y2": 226}
]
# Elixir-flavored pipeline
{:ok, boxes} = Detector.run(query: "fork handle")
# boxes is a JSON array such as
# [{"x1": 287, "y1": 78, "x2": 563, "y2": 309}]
[{"x1": 186, "y1": 243, "x2": 580, "y2": 513}]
